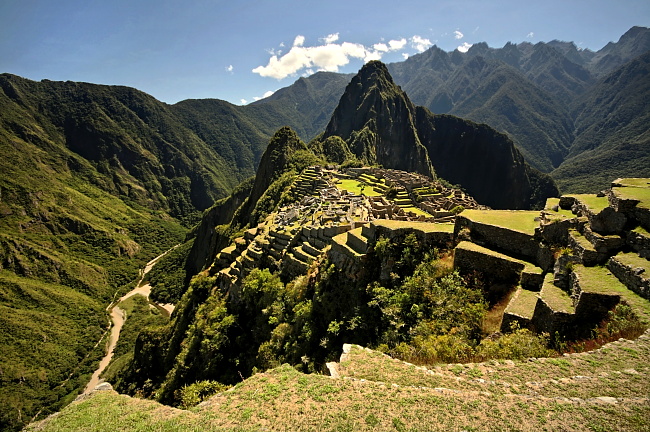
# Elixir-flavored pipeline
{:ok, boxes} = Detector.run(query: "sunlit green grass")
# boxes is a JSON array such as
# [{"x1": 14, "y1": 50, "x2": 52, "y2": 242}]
[
  {"x1": 335, "y1": 179, "x2": 383, "y2": 196},
  {"x1": 461, "y1": 209, "x2": 540, "y2": 234}
]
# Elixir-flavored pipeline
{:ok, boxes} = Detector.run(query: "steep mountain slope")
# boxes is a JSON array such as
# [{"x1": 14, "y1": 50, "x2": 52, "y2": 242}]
[
  {"x1": 322, "y1": 61, "x2": 557, "y2": 209},
  {"x1": 250, "y1": 71, "x2": 353, "y2": 140},
  {"x1": 169, "y1": 99, "x2": 269, "y2": 181},
  {"x1": 415, "y1": 110, "x2": 558, "y2": 210},
  {"x1": 588, "y1": 26, "x2": 650, "y2": 76},
  {"x1": 552, "y1": 51, "x2": 650, "y2": 192},
  {"x1": 512, "y1": 41, "x2": 594, "y2": 103},
  {"x1": 0, "y1": 74, "x2": 239, "y2": 220},
  {"x1": 321, "y1": 62, "x2": 433, "y2": 177},
  {"x1": 264, "y1": 27, "x2": 648, "y2": 183},
  {"x1": 444, "y1": 57, "x2": 574, "y2": 171},
  {"x1": 0, "y1": 75, "x2": 192, "y2": 431}
]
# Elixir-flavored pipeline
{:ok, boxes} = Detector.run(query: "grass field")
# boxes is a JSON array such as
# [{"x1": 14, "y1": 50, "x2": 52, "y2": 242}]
[
  {"x1": 460, "y1": 210, "x2": 540, "y2": 234},
  {"x1": 565, "y1": 194, "x2": 610, "y2": 213},
  {"x1": 335, "y1": 179, "x2": 383, "y2": 196}
]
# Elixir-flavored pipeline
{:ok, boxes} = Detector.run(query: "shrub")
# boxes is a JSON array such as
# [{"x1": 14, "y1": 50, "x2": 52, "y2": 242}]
[
  {"x1": 475, "y1": 327, "x2": 554, "y2": 361},
  {"x1": 178, "y1": 380, "x2": 229, "y2": 409}
]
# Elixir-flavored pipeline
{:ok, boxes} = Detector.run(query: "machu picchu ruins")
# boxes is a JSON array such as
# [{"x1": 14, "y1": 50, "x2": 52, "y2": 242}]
[{"x1": 209, "y1": 170, "x2": 650, "y2": 344}]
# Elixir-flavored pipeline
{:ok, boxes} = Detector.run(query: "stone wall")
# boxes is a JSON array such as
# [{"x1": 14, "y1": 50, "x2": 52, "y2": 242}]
[
  {"x1": 366, "y1": 220, "x2": 454, "y2": 250},
  {"x1": 607, "y1": 255, "x2": 650, "y2": 300},
  {"x1": 454, "y1": 215, "x2": 552, "y2": 270},
  {"x1": 570, "y1": 272, "x2": 621, "y2": 326},
  {"x1": 453, "y1": 241, "x2": 526, "y2": 284}
]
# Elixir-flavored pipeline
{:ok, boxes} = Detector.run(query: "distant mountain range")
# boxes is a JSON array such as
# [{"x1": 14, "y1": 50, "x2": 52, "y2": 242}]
[{"x1": 256, "y1": 25, "x2": 650, "y2": 192}]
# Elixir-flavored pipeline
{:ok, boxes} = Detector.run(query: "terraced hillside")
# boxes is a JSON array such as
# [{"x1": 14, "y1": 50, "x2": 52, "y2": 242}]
[
  {"x1": 453, "y1": 178, "x2": 650, "y2": 341},
  {"x1": 25, "y1": 178, "x2": 650, "y2": 431},
  {"x1": 211, "y1": 165, "x2": 483, "y2": 288}
]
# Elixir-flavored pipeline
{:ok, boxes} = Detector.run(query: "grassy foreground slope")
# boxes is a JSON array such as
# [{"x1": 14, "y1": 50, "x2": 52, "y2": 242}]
[{"x1": 28, "y1": 328, "x2": 650, "y2": 432}]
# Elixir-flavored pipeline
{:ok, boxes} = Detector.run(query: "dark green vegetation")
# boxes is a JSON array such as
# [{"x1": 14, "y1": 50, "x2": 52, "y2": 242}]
[
  {"x1": 0, "y1": 74, "x2": 196, "y2": 430},
  {"x1": 147, "y1": 242, "x2": 193, "y2": 304},
  {"x1": 0, "y1": 67, "x2": 350, "y2": 430},
  {"x1": 552, "y1": 51, "x2": 650, "y2": 192},
  {"x1": 118, "y1": 228, "x2": 552, "y2": 407}
]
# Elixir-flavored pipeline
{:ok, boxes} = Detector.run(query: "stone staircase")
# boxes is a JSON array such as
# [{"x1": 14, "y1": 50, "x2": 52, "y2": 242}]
[
  {"x1": 330, "y1": 226, "x2": 370, "y2": 258},
  {"x1": 282, "y1": 224, "x2": 354, "y2": 277}
]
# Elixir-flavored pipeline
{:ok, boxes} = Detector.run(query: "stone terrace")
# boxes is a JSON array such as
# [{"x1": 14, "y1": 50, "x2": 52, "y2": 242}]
[
  {"x1": 470, "y1": 178, "x2": 650, "y2": 339},
  {"x1": 213, "y1": 171, "x2": 650, "y2": 343}
]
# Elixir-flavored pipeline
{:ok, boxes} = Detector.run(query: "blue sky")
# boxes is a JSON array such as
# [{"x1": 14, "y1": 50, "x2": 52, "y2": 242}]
[{"x1": 1, "y1": 0, "x2": 648, "y2": 105}]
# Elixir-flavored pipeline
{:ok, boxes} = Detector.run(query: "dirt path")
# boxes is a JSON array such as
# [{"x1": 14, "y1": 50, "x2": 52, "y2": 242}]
[
  {"x1": 83, "y1": 306, "x2": 125, "y2": 393},
  {"x1": 83, "y1": 246, "x2": 178, "y2": 394}
]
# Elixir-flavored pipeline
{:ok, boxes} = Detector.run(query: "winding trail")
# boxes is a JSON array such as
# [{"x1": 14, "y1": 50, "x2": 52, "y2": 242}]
[{"x1": 83, "y1": 246, "x2": 178, "y2": 394}]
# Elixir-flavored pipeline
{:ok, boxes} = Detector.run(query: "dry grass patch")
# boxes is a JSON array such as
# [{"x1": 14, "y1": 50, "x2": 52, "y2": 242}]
[
  {"x1": 483, "y1": 286, "x2": 518, "y2": 333},
  {"x1": 614, "y1": 252, "x2": 650, "y2": 272},
  {"x1": 505, "y1": 287, "x2": 539, "y2": 319},
  {"x1": 540, "y1": 279, "x2": 574, "y2": 314},
  {"x1": 27, "y1": 336, "x2": 650, "y2": 432}
]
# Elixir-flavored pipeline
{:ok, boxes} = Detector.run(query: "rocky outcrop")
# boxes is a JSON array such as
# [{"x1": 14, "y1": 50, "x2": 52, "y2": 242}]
[
  {"x1": 244, "y1": 127, "x2": 309, "y2": 220},
  {"x1": 185, "y1": 179, "x2": 254, "y2": 276}
]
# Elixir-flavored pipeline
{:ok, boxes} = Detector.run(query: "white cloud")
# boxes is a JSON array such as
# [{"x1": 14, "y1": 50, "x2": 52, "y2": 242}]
[
  {"x1": 389, "y1": 38, "x2": 407, "y2": 50},
  {"x1": 527, "y1": 32, "x2": 534, "y2": 38},
  {"x1": 454, "y1": 30, "x2": 464, "y2": 40},
  {"x1": 252, "y1": 90, "x2": 276, "y2": 102},
  {"x1": 294, "y1": 35, "x2": 305, "y2": 47},
  {"x1": 411, "y1": 35, "x2": 433, "y2": 52},
  {"x1": 226, "y1": 65, "x2": 233, "y2": 73},
  {"x1": 373, "y1": 42, "x2": 389, "y2": 52},
  {"x1": 457, "y1": 42, "x2": 473, "y2": 53},
  {"x1": 402, "y1": 53, "x2": 410, "y2": 60},
  {"x1": 240, "y1": 99, "x2": 248, "y2": 105},
  {"x1": 322, "y1": 33, "x2": 340, "y2": 44},
  {"x1": 266, "y1": 48, "x2": 282, "y2": 56},
  {"x1": 254, "y1": 34, "x2": 418, "y2": 80}
]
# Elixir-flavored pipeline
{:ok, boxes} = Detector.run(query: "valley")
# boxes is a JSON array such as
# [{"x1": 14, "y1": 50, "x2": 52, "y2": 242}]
[{"x1": 84, "y1": 247, "x2": 177, "y2": 395}]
